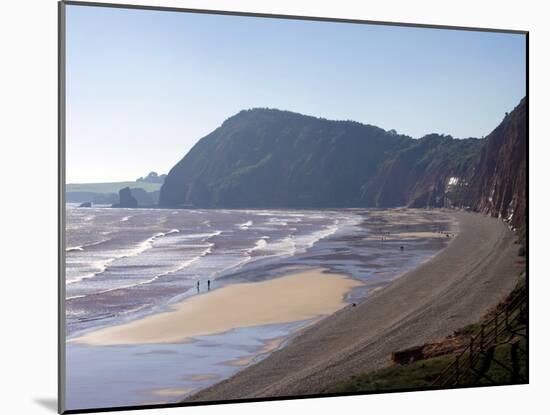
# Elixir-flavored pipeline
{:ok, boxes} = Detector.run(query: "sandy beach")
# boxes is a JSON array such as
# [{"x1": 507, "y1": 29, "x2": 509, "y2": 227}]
[
  {"x1": 71, "y1": 269, "x2": 362, "y2": 346},
  {"x1": 64, "y1": 207, "x2": 457, "y2": 409},
  {"x1": 187, "y1": 211, "x2": 524, "y2": 401}
]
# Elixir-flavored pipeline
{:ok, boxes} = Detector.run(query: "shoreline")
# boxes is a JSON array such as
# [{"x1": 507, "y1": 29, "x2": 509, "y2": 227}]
[
  {"x1": 186, "y1": 211, "x2": 524, "y2": 402},
  {"x1": 65, "y1": 207, "x2": 460, "y2": 409},
  {"x1": 71, "y1": 268, "x2": 362, "y2": 346}
]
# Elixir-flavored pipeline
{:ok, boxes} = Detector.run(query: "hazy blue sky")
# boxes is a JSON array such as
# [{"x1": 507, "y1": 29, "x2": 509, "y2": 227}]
[{"x1": 66, "y1": 4, "x2": 526, "y2": 183}]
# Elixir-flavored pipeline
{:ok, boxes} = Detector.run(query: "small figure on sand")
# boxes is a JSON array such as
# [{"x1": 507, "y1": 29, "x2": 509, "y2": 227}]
[
  {"x1": 207, "y1": 279, "x2": 211, "y2": 290},
  {"x1": 196, "y1": 280, "x2": 200, "y2": 292}
]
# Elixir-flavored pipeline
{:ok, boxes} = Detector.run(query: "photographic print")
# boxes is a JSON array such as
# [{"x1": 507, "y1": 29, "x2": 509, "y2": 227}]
[{"x1": 60, "y1": 2, "x2": 527, "y2": 413}]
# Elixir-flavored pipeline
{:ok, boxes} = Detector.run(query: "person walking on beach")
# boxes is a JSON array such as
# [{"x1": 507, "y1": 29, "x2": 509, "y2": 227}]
[
  {"x1": 207, "y1": 279, "x2": 211, "y2": 290},
  {"x1": 196, "y1": 280, "x2": 200, "y2": 292}
]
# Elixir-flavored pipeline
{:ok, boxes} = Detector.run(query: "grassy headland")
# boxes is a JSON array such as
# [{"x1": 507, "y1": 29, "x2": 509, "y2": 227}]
[{"x1": 66, "y1": 181, "x2": 162, "y2": 193}]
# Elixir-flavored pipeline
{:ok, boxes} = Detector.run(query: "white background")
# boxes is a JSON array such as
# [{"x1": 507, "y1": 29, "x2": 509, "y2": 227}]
[{"x1": 0, "y1": 0, "x2": 545, "y2": 414}]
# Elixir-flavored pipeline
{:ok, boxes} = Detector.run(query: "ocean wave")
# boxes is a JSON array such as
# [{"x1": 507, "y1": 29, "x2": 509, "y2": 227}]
[
  {"x1": 132, "y1": 232, "x2": 166, "y2": 255},
  {"x1": 267, "y1": 217, "x2": 304, "y2": 227},
  {"x1": 66, "y1": 293, "x2": 87, "y2": 300},
  {"x1": 67, "y1": 230, "x2": 223, "y2": 287},
  {"x1": 237, "y1": 220, "x2": 253, "y2": 230},
  {"x1": 66, "y1": 232, "x2": 165, "y2": 285},
  {"x1": 66, "y1": 257, "x2": 118, "y2": 285},
  {"x1": 129, "y1": 242, "x2": 215, "y2": 287},
  {"x1": 266, "y1": 236, "x2": 297, "y2": 256},
  {"x1": 66, "y1": 246, "x2": 84, "y2": 252},
  {"x1": 180, "y1": 230, "x2": 223, "y2": 240},
  {"x1": 251, "y1": 211, "x2": 306, "y2": 218},
  {"x1": 242, "y1": 235, "x2": 295, "y2": 262},
  {"x1": 68, "y1": 241, "x2": 215, "y2": 298},
  {"x1": 244, "y1": 219, "x2": 344, "y2": 261},
  {"x1": 65, "y1": 238, "x2": 112, "y2": 253},
  {"x1": 269, "y1": 220, "x2": 287, "y2": 226},
  {"x1": 294, "y1": 220, "x2": 341, "y2": 252},
  {"x1": 250, "y1": 238, "x2": 268, "y2": 252}
]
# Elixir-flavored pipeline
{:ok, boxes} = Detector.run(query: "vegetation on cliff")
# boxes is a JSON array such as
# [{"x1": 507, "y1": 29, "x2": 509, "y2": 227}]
[{"x1": 160, "y1": 98, "x2": 526, "y2": 233}]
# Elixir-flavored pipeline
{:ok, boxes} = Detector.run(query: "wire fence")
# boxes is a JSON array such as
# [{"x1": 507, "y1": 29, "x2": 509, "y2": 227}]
[{"x1": 431, "y1": 286, "x2": 527, "y2": 387}]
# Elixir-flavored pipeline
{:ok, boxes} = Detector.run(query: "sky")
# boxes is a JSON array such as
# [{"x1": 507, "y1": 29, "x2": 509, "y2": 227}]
[{"x1": 65, "y1": 4, "x2": 526, "y2": 183}]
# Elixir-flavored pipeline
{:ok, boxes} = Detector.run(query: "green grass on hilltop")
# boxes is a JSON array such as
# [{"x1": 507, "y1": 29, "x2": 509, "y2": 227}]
[{"x1": 66, "y1": 181, "x2": 162, "y2": 193}]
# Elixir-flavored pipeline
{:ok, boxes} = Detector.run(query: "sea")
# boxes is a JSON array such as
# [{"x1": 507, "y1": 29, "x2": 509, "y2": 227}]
[{"x1": 64, "y1": 204, "x2": 455, "y2": 410}]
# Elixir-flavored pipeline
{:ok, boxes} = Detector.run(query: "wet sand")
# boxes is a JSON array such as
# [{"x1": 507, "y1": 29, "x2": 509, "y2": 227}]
[
  {"x1": 151, "y1": 387, "x2": 194, "y2": 397},
  {"x1": 225, "y1": 338, "x2": 287, "y2": 367},
  {"x1": 187, "y1": 211, "x2": 524, "y2": 401},
  {"x1": 71, "y1": 269, "x2": 362, "y2": 346}
]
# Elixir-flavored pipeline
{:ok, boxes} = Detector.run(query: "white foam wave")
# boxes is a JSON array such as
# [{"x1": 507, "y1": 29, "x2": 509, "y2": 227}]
[
  {"x1": 251, "y1": 238, "x2": 268, "y2": 251},
  {"x1": 66, "y1": 257, "x2": 118, "y2": 285},
  {"x1": 131, "y1": 232, "x2": 165, "y2": 256},
  {"x1": 66, "y1": 232, "x2": 165, "y2": 285},
  {"x1": 268, "y1": 217, "x2": 303, "y2": 225},
  {"x1": 265, "y1": 236, "x2": 297, "y2": 256},
  {"x1": 295, "y1": 220, "x2": 341, "y2": 251},
  {"x1": 66, "y1": 246, "x2": 83, "y2": 252},
  {"x1": 133, "y1": 242, "x2": 214, "y2": 287},
  {"x1": 243, "y1": 235, "x2": 295, "y2": 262},
  {"x1": 238, "y1": 220, "x2": 253, "y2": 230},
  {"x1": 66, "y1": 294, "x2": 87, "y2": 300},
  {"x1": 67, "y1": 229, "x2": 223, "y2": 287},
  {"x1": 270, "y1": 220, "x2": 287, "y2": 226},
  {"x1": 65, "y1": 238, "x2": 111, "y2": 253},
  {"x1": 72, "y1": 241, "x2": 215, "y2": 296},
  {"x1": 245, "y1": 218, "x2": 344, "y2": 260},
  {"x1": 252, "y1": 211, "x2": 306, "y2": 218}
]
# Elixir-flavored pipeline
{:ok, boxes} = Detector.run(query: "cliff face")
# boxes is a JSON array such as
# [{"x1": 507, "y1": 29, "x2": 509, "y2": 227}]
[
  {"x1": 466, "y1": 98, "x2": 527, "y2": 230},
  {"x1": 159, "y1": 99, "x2": 526, "y2": 228},
  {"x1": 362, "y1": 135, "x2": 482, "y2": 208}
]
